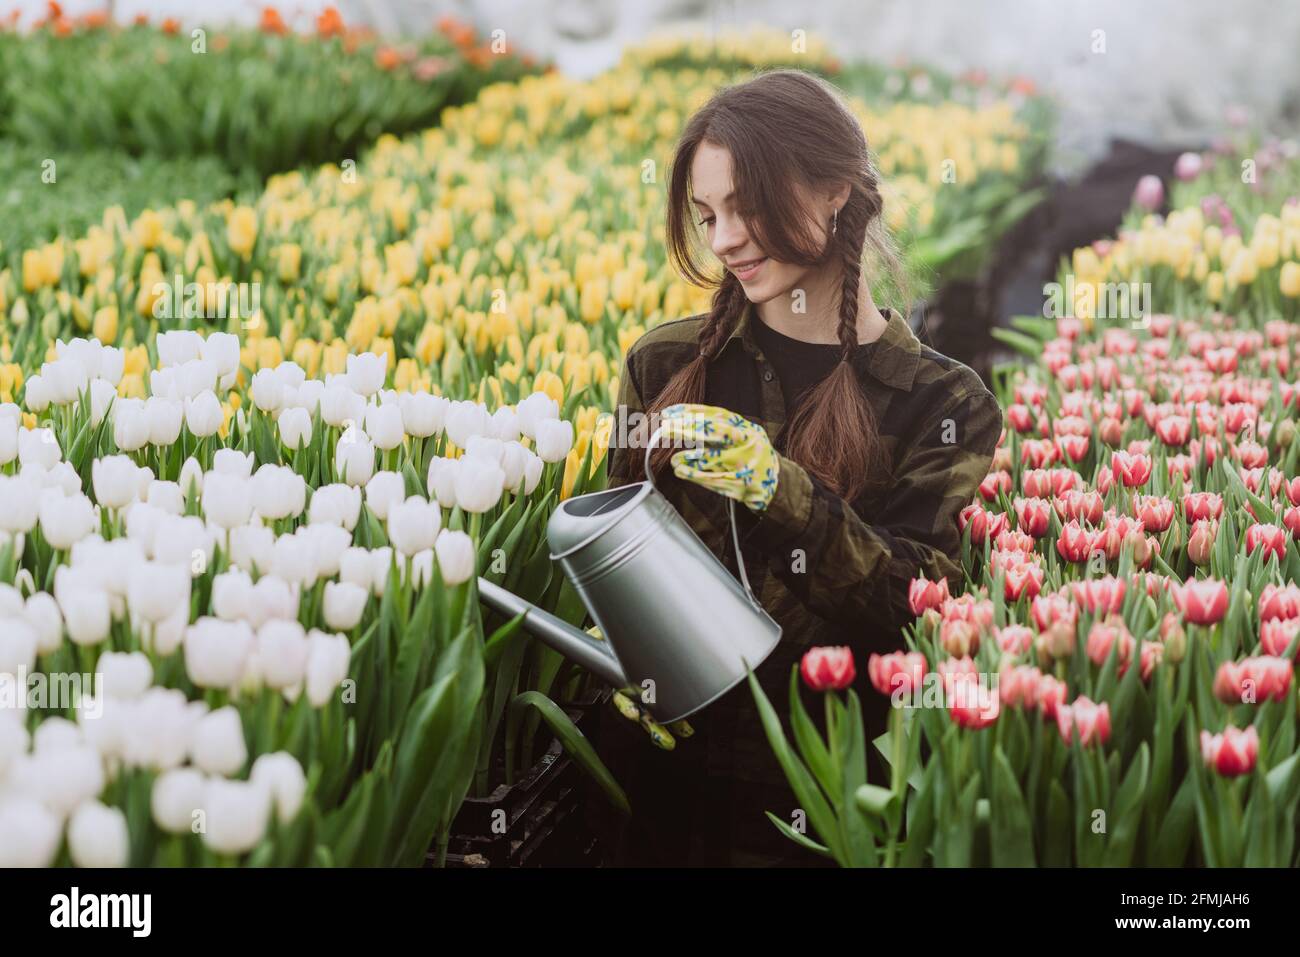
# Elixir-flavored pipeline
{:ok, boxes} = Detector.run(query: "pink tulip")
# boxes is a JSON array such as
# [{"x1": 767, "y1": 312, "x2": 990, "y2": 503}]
[
  {"x1": 1259, "y1": 583, "x2": 1300, "y2": 621},
  {"x1": 995, "y1": 624, "x2": 1034, "y2": 655},
  {"x1": 1176, "y1": 578, "x2": 1229, "y2": 626},
  {"x1": 1245, "y1": 523, "x2": 1288, "y2": 563},
  {"x1": 800, "y1": 646, "x2": 856, "y2": 692},
  {"x1": 1056, "y1": 695, "x2": 1111, "y2": 747},
  {"x1": 908, "y1": 575, "x2": 950, "y2": 617},
  {"x1": 867, "y1": 651, "x2": 926, "y2": 700},
  {"x1": 1259, "y1": 618, "x2": 1300, "y2": 659},
  {"x1": 1140, "y1": 642, "x2": 1163, "y2": 682},
  {"x1": 1086, "y1": 617, "x2": 1135, "y2": 674},
  {"x1": 1132, "y1": 174, "x2": 1164, "y2": 211},
  {"x1": 1187, "y1": 520, "x2": 1217, "y2": 566},
  {"x1": 1200, "y1": 725, "x2": 1258, "y2": 777},
  {"x1": 1037, "y1": 675, "x2": 1068, "y2": 721},
  {"x1": 1110, "y1": 450, "x2": 1153, "y2": 487},
  {"x1": 998, "y1": 665, "x2": 1042, "y2": 709},
  {"x1": 948, "y1": 678, "x2": 999, "y2": 730},
  {"x1": 1174, "y1": 152, "x2": 1204, "y2": 182}
]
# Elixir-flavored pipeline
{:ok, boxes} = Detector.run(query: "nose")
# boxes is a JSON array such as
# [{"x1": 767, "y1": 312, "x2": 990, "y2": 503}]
[{"x1": 710, "y1": 212, "x2": 748, "y2": 260}]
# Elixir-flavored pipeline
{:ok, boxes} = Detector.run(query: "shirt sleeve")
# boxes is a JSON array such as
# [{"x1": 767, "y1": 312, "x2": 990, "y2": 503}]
[
  {"x1": 746, "y1": 388, "x2": 1003, "y2": 645},
  {"x1": 605, "y1": 353, "x2": 646, "y2": 489}
]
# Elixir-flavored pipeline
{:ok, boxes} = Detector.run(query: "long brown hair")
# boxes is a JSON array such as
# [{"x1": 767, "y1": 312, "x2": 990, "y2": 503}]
[{"x1": 641, "y1": 69, "x2": 907, "y2": 502}]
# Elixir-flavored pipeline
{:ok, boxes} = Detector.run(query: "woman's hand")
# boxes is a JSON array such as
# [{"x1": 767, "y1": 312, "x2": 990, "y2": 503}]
[{"x1": 657, "y1": 403, "x2": 779, "y2": 512}]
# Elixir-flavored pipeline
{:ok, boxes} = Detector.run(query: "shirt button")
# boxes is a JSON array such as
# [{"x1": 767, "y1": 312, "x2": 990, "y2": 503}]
[{"x1": 763, "y1": 371, "x2": 774, "y2": 382}]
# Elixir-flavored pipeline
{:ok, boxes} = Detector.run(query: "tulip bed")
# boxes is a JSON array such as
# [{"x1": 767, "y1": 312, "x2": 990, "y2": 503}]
[
  {"x1": 0, "y1": 30, "x2": 1055, "y2": 866},
  {"x1": 757, "y1": 185, "x2": 1300, "y2": 867},
  {"x1": 0, "y1": 8, "x2": 538, "y2": 258}
]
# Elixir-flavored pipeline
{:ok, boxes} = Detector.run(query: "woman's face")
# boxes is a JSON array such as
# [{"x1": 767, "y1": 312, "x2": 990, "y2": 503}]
[{"x1": 689, "y1": 141, "x2": 832, "y2": 303}]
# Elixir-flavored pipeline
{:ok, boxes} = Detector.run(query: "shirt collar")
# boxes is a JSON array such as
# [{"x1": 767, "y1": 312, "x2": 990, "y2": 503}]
[{"x1": 723, "y1": 298, "x2": 921, "y2": 392}]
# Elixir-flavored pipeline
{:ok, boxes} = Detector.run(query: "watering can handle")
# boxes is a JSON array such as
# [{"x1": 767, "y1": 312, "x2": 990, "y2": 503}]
[{"x1": 644, "y1": 423, "x2": 760, "y2": 609}]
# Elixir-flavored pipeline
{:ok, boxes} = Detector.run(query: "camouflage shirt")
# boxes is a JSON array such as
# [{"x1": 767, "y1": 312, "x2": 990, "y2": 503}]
[{"x1": 596, "y1": 300, "x2": 1002, "y2": 866}]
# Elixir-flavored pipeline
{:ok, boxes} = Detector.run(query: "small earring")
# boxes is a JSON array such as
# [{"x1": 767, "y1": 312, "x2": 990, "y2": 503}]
[{"x1": 831, "y1": 207, "x2": 838, "y2": 236}]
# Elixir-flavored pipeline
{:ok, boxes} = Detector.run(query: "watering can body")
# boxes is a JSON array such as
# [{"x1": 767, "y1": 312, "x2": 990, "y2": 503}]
[{"x1": 477, "y1": 480, "x2": 783, "y2": 724}]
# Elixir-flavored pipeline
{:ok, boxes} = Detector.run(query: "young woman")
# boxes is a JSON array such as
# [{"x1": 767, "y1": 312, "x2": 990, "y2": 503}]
[{"x1": 598, "y1": 69, "x2": 1003, "y2": 866}]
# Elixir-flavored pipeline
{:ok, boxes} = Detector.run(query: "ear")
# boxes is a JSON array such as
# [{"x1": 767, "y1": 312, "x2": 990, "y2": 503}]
[{"x1": 827, "y1": 182, "x2": 851, "y2": 212}]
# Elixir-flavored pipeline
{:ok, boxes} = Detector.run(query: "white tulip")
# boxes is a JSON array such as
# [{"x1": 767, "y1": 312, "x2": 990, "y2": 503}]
[
  {"x1": 323, "y1": 581, "x2": 367, "y2": 631},
  {"x1": 145, "y1": 396, "x2": 183, "y2": 447},
  {"x1": 56, "y1": 338, "x2": 101, "y2": 377},
  {"x1": 454, "y1": 458, "x2": 505, "y2": 513},
  {"x1": 271, "y1": 532, "x2": 317, "y2": 588},
  {"x1": 190, "y1": 706, "x2": 247, "y2": 775},
  {"x1": 387, "y1": 496, "x2": 441, "y2": 556},
  {"x1": 0, "y1": 416, "x2": 16, "y2": 466},
  {"x1": 49, "y1": 461, "x2": 83, "y2": 497},
  {"x1": 410, "y1": 548, "x2": 435, "y2": 588},
  {"x1": 515, "y1": 391, "x2": 560, "y2": 439},
  {"x1": 0, "y1": 618, "x2": 38, "y2": 675},
  {"x1": 61, "y1": 589, "x2": 111, "y2": 646},
  {"x1": 305, "y1": 629, "x2": 351, "y2": 707},
  {"x1": 210, "y1": 569, "x2": 251, "y2": 623},
  {"x1": 0, "y1": 583, "x2": 22, "y2": 617},
  {"x1": 157, "y1": 330, "x2": 203, "y2": 367},
  {"x1": 146, "y1": 480, "x2": 185, "y2": 515},
  {"x1": 434, "y1": 530, "x2": 476, "y2": 586},
  {"x1": 426, "y1": 456, "x2": 459, "y2": 508},
  {"x1": 33, "y1": 716, "x2": 82, "y2": 753},
  {"x1": 123, "y1": 502, "x2": 164, "y2": 557},
  {"x1": 178, "y1": 456, "x2": 204, "y2": 499},
  {"x1": 184, "y1": 391, "x2": 223, "y2": 438},
  {"x1": 19, "y1": 427, "x2": 61, "y2": 470},
  {"x1": 301, "y1": 523, "x2": 351, "y2": 579},
  {"x1": 26, "y1": 744, "x2": 104, "y2": 816},
  {"x1": 278, "y1": 406, "x2": 312, "y2": 450},
  {"x1": 88, "y1": 378, "x2": 116, "y2": 428},
  {"x1": 346, "y1": 352, "x2": 387, "y2": 396},
  {"x1": 202, "y1": 471, "x2": 253, "y2": 530},
  {"x1": 91, "y1": 454, "x2": 139, "y2": 510},
  {"x1": 251, "y1": 752, "x2": 307, "y2": 825},
  {"x1": 134, "y1": 465, "x2": 154, "y2": 502},
  {"x1": 369, "y1": 546, "x2": 394, "y2": 596},
  {"x1": 67, "y1": 801, "x2": 129, "y2": 868},
  {"x1": 112, "y1": 397, "x2": 149, "y2": 452},
  {"x1": 256, "y1": 619, "x2": 309, "y2": 690},
  {"x1": 120, "y1": 688, "x2": 200, "y2": 771},
  {"x1": 202, "y1": 777, "x2": 272, "y2": 856},
  {"x1": 98, "y1": 651, "x2": 153, "y2": 699},
  {"x1": 127, "y1": 561, "x2": 191, "y2": 624},
  {"x1": 0, "y1": 718, "x2": 29, "y2": 778},
  {"x1": 274, "y1": 362, "x2": 306, "y2": 392},
  {"x1": 488, "y1": 406, "x2": 520, "y2": 443},
  {"x1": 364, "y1": 402, "x2": 404, "y2": 451},
  {"x1": 334, "y1": 426, "x2": 375, "y2": 486},
  {"x1": 338, "y1": 547, "x2": 374, "y2": 592},
  {"x1": 184, "y1": 618, "x2": 253, "y2": 689},
  {"x1": 151, "y1": 767, "x2": 204, "y2": 835},
  {"x1": 98, "y1": 347, "x2": 124, "y2": 386},
  {"x1": 42, "y1": 358, "x2": 87, "y2": 405},
  {"x1": 364, "y1": 470, "x2": 406, "y2": 521},
  {"x1": 308, "y1": 483, "x2": 362, "y2": 530},
  {"x1": 228, "y1": 523, "x2": 275, "y2": 576},
  {"x1": 466, "y1": 435, "x2": 506, "y2": 466},
  {"x1": 24, "y1": 593, "x2": 62, "y2": 655},
  {"x1": 445, "y1": 400, "x2": 491, "y2": 448},
  {"x1": 250, "y1": 369, "x2": 286, "y2": 413},
  {"x1": 500, "y1": 441, "x2": 530, "y2": 492},
  {"x1": 212, "y1": 448, "x2": 254, "y2": 478},
  {"x1": 0, "y1": 474, "x2": 40, "y2": 534},
  {"x1": 142, "y1": 603, "x2": 188, "y2": 657},
  {"x1": 251, "y1": 464, "x2": 306, "y2": 521},
  {"x1": 399, "y1": 391, "x2": 448, "y2": 438},
  {"x1": 319, "y1": 384, "x2": 366, "y2": 429},
  {"x1": 291, "y1": 379, "x2": 324, "y2": 415},
  {"x1": 201, "y1": 332, "x2": 240, "y2": 377},
  {"x1": 39, "y1": 491, "x2": 95, "y2": 550},
  {"x1": 24, "y1": 374, "x2": 51, "y2": 413},
  {"x1": 535, "y1": 418, "x2": 575, "y2": 463},
  {"x1": 250, "y1": 575, "x2": 299, "y2": 628},
  {"x1": 0, "y1": 798, "x2": 62, "y2": 867},
  {"x1": 175, "y1": 359, "x2": 218, "y2": 399},
  {"x1": 151, "y1": 514, "x2": 214, "y2": 573}
]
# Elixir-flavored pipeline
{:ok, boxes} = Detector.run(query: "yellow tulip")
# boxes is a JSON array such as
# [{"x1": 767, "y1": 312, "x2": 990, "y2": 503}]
[
  {"x1": 93, "y1": 306, "x2": 118, "y2": 343},
  {"x1": 1281, "y1": 261, "x2": 1300, "y2": 299},
  {"x1": 227, "y1": 207, "x2": 259, "y2": 260}
]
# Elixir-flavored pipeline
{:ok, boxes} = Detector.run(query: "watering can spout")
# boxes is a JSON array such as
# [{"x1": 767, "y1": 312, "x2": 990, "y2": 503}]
[{"x1": 477, "y1": 578, "x2": 630, "y2": 690}]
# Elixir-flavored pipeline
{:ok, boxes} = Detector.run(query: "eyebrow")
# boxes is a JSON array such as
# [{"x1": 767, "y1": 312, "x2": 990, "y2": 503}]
[{"x1": 690, "y1": 191, "x2": 734, "y2": 207}]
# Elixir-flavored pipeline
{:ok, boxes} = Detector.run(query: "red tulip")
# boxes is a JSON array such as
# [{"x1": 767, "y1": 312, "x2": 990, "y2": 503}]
[
  {"x1": 1175, "y1": 577, "x2": 1229, "y2": 626},
  {"x1": 1007, "y1": 404, "x2": 1035, "y2": 433},
  {"x1": 908, "y1": 575, "x2": 951, "y2": 617},
  {"x1": 800, "y1": 646, "x2": 856, "y2": 691},
  {"x1": 1245, "y1": 523, "x2": 1288, "y2": 563},
  {"x1": 1055, "y1": 434, "x2": 1089, "y2": 462},
  {"x1": 1283, "y1": 506, "x2": 1300, "y2": 540},
  {"x1": 1154, "y1": 415, "x2": 1190, "y2": 446},
  {"x1": 958, "y1": 504, "x2": 1008, "y2": 545},
  {"x1": 979, "y1": 470, "x2": 1012, "y2": 501},
  {"x1": 994, "y1": 528, "x2": 1036, "y2": 553},
  {"x1": 1259, "y1": 618, "x2": 1300, "y2": 659},
  {"x1": 940, "y1": 618, "x2": 979, "y2": 658},
  {"x1": 1200, "y1": 725, "x2": 1259, "y2": 777},
  {"x1": 1183, "y1": 491, "x2": 1223, "y2": 522},
  {"x1": 948, "y1": 678, "x2": 999, "y2": 730},
  {"x1": 1056, "y1": 695, "x2": 1111, "y2": 747},
  {"x1": 1187, "y1": 519, "x2": 1217, "y2": 566},
  {"x1": 995, "y1": 624, "x2": 1034, "y2": 655},
  {"x1": 1003, "y1": 561, "x2": 1043, "y2": 601},
  {"x1": 999, "y1": 665, "x2": 1042, "y2": 709},
  {"x1": 1013, "y1": 497, "x2": 1052, "y2": 537},
  {"x1": 1259, "y1": 583, "x2": 1300, "y2": 621},
  {"x1": 1070, "y1": 576, "x2": 1126, "y2": 615},
  {"x1": 867, "y1": 651, "x2": 926, "y2": 700},
  {"x1": 1140, "y1": 642, "x2": 1163, "y2": 682},
  {"x1": 1037, "y1": 675, "x2": 1068, "y2": 720},
  {"x1": 1056, "y1": 520, "x2": 1095, "y2": 563},
  {"x1": 1031, "y1": 591, "x2": 1077, "y2": 633},
  {"x1": 937, "y1": 656, "x2": 978, "y2": 699},
  {"x1": 1111, "y1": 450, "x2": 1152, "y2": 487},
  {"x1": 1086, "y1": 617, "x2": 1135, "y2": 673},
  {"x1": 1133, "y1": 495, "x2": 1174, "y2": 532}
]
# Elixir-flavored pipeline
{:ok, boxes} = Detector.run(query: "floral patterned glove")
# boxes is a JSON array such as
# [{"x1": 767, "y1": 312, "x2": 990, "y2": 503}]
[{"x1": 657, "y1": 403, "x2": 779, "y2": 512}]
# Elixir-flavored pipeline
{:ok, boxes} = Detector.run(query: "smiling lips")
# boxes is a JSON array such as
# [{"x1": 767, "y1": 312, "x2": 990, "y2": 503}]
[{"x1": 729, "y1": 256, "x2": 767, "y2": 281}]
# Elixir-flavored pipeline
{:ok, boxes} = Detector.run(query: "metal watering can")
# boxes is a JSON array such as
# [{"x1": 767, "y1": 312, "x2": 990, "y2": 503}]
[{"x1": 477, "y1": 427, "x2": 782, "y2": 724}]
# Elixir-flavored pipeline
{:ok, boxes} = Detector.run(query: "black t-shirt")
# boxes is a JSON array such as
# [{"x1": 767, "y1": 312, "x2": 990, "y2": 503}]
[{"x1": 751, "y1": 308, "x2": 891, "y2": 413}]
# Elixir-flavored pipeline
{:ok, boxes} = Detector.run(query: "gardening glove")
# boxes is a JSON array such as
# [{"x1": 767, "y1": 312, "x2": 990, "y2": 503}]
[
  {"x1": 657, "y1": 403, "x2": 779, "y2": 513},
  {"x1": 586, "y1": 624, "x2": 692, "y2": 749}
]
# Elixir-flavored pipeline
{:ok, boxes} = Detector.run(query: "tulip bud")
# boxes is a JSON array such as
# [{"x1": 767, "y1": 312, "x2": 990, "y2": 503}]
[
  {"x1": 323, "y1": 581, "x2": 368, "y2": 631},
  {"x1": 434, "y1": 530, "x2": 476, "y2": 585}
]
